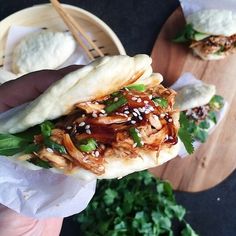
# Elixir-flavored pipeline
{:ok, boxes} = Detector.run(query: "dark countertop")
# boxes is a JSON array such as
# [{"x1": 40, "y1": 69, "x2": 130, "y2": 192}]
[{"x1": 1, "y1": 1, "x2": 236, "y2": 235}]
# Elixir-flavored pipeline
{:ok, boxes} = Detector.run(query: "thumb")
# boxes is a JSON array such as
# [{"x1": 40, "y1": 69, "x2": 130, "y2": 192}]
[{"x1": 0, "y1": 65, "x2": 83, "y2": 112}]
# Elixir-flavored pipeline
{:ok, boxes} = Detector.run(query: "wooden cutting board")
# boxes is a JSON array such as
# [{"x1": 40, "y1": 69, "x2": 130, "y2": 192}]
[{"x1": 149, "y1": 7, "x2": 236, "y2": 192}]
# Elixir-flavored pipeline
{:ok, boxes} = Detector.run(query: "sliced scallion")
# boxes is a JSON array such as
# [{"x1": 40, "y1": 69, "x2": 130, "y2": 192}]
[
  {"x1": 105, "y1": 96, "x2": 127, "y2": 113},
  {"x1": 129, "y1": 127, "x2": 143, "y2": 147},
  {"x1": 79, "y1": 138, "x2": 97, "y2": 152}
]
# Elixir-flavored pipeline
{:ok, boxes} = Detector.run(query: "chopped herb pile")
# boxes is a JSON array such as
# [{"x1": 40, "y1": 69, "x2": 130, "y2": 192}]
[{"x1": 75, "y1": 171, "x2": 198, "y2": 236}]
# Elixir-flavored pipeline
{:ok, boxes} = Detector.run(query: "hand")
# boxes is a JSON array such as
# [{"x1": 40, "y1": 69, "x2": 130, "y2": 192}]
[
  {"x1": 0, "y1": 65, "x2": 81, "y2": 112},
  {"x1": 0, "y1": 65, "x2": 82, "y2": 235}
]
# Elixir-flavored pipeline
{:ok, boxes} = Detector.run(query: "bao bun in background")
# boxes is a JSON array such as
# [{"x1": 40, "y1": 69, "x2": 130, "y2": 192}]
[
  {"x1": 174, "y1": 83, "x2": 216, "y2": 111},
  {"x1": 12, "y1": 30, "x2": 76, "y2": 74},
  {"x1": 174, "y1": 9, "x2": 236, "y2": 60},
  {"x1": 186, "y1": 9, "x2": 236, "y2": 37}
]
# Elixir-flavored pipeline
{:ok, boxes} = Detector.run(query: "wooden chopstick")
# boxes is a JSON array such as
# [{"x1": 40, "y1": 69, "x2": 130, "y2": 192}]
[{"x1": 50, "y1": 0, "x2": 104, "y2": 60}]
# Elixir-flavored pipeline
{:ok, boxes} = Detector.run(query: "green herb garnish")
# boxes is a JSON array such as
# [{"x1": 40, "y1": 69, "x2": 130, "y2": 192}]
[
  {"x1": 209, "y1": 95, "x2": 224, "y2": 110},
  {"x1": 178, "y1": 112, "x2": 194, "y2": 154},
  {"x1": 79, "y1": 138, "x2": 97, "y2": 152},
  {"x1": 208, "y1": 111, "x2": 217, "y2": 124},
  {"x1": 173, "y1": 24, "x2": 209, "y2": 43},
  {"x1": 29, "y1": 158, "x2": 52, "y2": 169},
  {"x1": 24, "y1": 143, "x2": 40, "y2": 154},
  {"x1": 126, "y1": 84, "x2": 146, "y2": 92},
  {"x1": 44, "y1": 138, "x2": 67, "y2": 154},
  {"x1": 105, "y1": 96, "x2": 127, "y2": 113},
  {"x1": 129, "y1": 127, "x2": 142, "y2": 147},
  {"x1": 75, "y1": 171, "x2": 198, "y2": 236},
  {"x1": 0, "y1": 134, "x2": 29, "y2": 156},
  {"x1": 40, "y1": 121, "x2": 55, "y2": 137},
  {"x1": 153, "y1": 97, "x2": 168, "y2": 108}
]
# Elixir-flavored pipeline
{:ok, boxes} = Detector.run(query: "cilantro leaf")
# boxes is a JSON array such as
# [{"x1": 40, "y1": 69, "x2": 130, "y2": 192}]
[
  {"x1": 208, "y1": 111, "x2": 217, "y2": 124},
  {"x1": 178, "y1": 112, "x2": 194, "y2": 154},
  {"x1": 209, "y1": 95, "x2": 224, "y2": 110},
  {"x1": 0, "y1": 133, "x2": 30, "y2": 156},
  {"x1": 181, "y1": 223, "x2": 199, "y2": 236}
]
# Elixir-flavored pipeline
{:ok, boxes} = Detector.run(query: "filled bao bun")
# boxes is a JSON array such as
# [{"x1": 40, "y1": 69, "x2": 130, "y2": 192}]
[
  {"x1": 174, "y1": 83, "x2": 216, "y2": 111},
  {"x1": 186, "y1": 9, "x2": 236, "y2": 60},
  {"x1": 0, "y1": 55, "x2": 180, "y2": 181}
]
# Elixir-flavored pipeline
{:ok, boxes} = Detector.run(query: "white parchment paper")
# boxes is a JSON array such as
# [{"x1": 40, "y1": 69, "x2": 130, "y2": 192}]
[
  {"x1": 180, "y1": 0, "x2": 236, "y2": 18},
  {"x1": 171, "y1": 72, "x2": 228, "y2": 158},
  {"x1": 0, "y1": 108, "x2": 96, "y2": 219}
]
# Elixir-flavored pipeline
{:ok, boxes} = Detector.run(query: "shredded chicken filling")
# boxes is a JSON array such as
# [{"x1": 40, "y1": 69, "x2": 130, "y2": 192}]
[
  {"x1": 190, "y1": 34, "x2": 236, "y2": 56},
  {"x1": 29, "y1": 85, "x2": 179, "y2": 175}
]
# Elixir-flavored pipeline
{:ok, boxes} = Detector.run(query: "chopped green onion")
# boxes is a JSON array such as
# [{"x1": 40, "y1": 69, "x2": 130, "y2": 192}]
[
  {"x1": 193, "y1": 32, "x2": 209, "y2": 41},
  {"x1": 152, "y1": 97, "x2": 168, "y2": 108},
  {"x1": 40, "y1": 121, "x2": 55, "y2": 137},
  {"x1": 173, "y1": 24, "x2": 209, "y2": 43},
  {"x1": 44, "y1": 138, "x2": 67, "y2": 154},
  {"x1": 105, "y1": 96, "x2": 127, "y2": 113},
  {"x1": 126, "y1": 84, "x2": 146, "y2": 92},
  {"x1": 129, "y1": 127, "x2": 143, "y2": 147},
  {"x1": 79, "y1": 138, "x2": 97, "y2": 152},
  {"x1": 24, "y1": 144, "x2": 40, "y2": 154},
  {"x1": 29, "y1": 158, "x2": 51, "y2": 169}
]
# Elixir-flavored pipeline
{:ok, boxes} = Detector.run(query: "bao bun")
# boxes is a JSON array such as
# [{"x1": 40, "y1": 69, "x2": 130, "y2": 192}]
[
  {"x1": 174, "y1": 83, "x2": 216, "y2": 111},
  {"x1": 186, "y1": 9, "x2": 236, "y2": 37}
]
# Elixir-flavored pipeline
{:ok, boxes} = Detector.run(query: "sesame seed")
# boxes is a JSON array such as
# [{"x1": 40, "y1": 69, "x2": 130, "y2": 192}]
[
  {"x1": 132, "y1": 97, "x2": 137, "y2": 101},
  {"x1": 169, "y1": 136, "x2": 173, "y2": 140},
  {"x1": 137, "y1": 133, "x2": 141, "y2": 137},
  {"x1": 133, "y1": 143, "x2": 137, "y2": 148},
  {"x1": 168, "y1": 118, "x2": 173, "y2": 122},
  {"x1": 140, "y1": 141, "x2": 144, "y2": 145},
  {"x1": 79, "y1": 122, "x2": 85, "y2": 127},
  {"x1": 94, "y1": 102, "x2": 99, "y2": 105},
  {"x1": 133, "y1": 112, "x2": 138, "y2": 117},
  {"x1": 82, "y1": 114, "x2": 86, "y2": 118},
  {"x1": 149, "y1": 95, "x2": 153, "y2": 99},
  {"x1": 114, "y1": 97, "x2": 119, "y2": 102},
  {"x1": 124, "y1": 111, "x2": 130, "y2": 114},
  {"x1": 160, "y1": 113, "x2": 165, "y2": 118},
  {"x1": 101, "y1": 144, "x2": 105, "y2": 149},
  {"x1": 128, "y1": 117, "x2": 132, "y2": 121},
  {"x1": 131, "y1": 120, "x2": 136, "y2": 124},
  {"x1": 95, "y1": 151, "x2": 100, "y2": 157},
  {"x1": 86, "y1": 129, "x2": 91, "y2": 134},
  {"x1": 138, "y1": 107, "x2": 145, "y2": 113},
  {"x1": 137, "y1": 98, "x2": 142, "y2": 103},
  {"x1": 101, "y1": 109, "x2": 106, "y2": 114},
  {"x1": 46, "y1": 148, "x2": 53, "y2": 153},
  {"x1": 138, "y1": 116, "x2": 143, "y2": 120},
  {"x1": 124, "y1": 107, "x2": 129, "y2": 110},
  {"x1": 144, "y1": 100, "x2": 149, "y2": 104},
  {"x1": 85, "y1": 124, "x2": 90, "y2": 129},
  {"x1": 134, "y1": 108, "x2": 140, "y2": 115},
  {"x1": 149, "y1": 106, "x2": 154, "y2": 111},
  {"x1": 165, "y1": 134, "x2": 169, "y2": 140},
  {"x1": 92, "y1": 113, "x2": 98, "y2": 118},
  {"x1": 91, "y1": 152, "x2": 95, "y2": 157},
  {"x1": 66, "y1": 126, "x2": 72, "y2": 130},
  {"x1": 145, "y1": 109, "x2": 150, "y2": 114}
]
